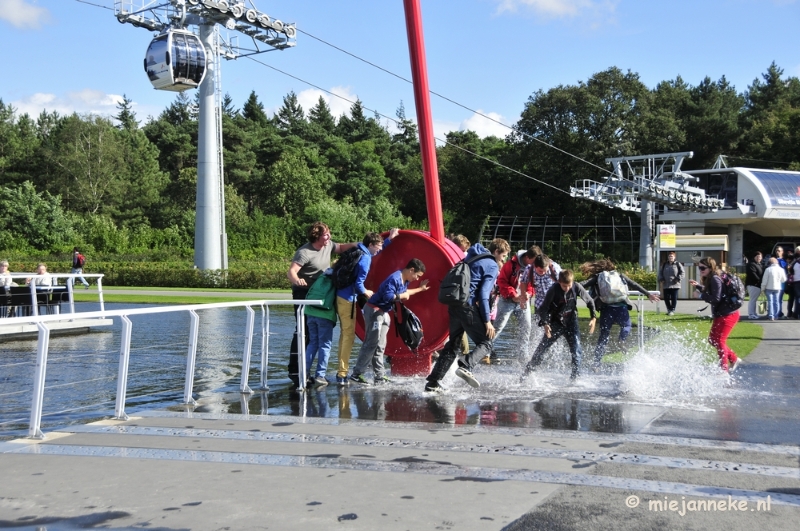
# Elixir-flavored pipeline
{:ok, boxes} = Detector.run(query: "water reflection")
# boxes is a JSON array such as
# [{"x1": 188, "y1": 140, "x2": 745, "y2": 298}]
[{"x1": 2, "y1": 304, "x2": 799, "y2": 445}]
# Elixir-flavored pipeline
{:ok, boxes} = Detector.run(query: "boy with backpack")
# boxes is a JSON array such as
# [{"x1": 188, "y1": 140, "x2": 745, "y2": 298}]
[
  {"x1": 580, "y1": 259, "x2": 660, "y2": 368},
  {"x1": 425, "y1": 238, "x2": 510, "y2": 393},
  {"x1": 333, "y1": 229, "x2": 399, "y2": 386},
  {"x1": 349, "y1": 259, "x2": 429, "y2": 385},
  {"x1": 523, "y1": 269, "x2": 597, "y2": 381}
]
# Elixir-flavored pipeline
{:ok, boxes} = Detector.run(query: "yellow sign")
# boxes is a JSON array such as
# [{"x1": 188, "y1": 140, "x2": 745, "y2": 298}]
[{"x1": 659, "y1": 225, "x2": 676, "y2": 249}]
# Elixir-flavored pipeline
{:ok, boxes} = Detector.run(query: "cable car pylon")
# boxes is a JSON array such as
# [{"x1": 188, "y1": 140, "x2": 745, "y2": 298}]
[{"x1": 115, "y1": 0, "x2": 296, "y2": 271}]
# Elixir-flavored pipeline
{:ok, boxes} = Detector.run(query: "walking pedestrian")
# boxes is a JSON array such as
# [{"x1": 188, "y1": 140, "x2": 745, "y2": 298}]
[{"x1": 71, "y1": 248, "x2": 90, "y2": 289}]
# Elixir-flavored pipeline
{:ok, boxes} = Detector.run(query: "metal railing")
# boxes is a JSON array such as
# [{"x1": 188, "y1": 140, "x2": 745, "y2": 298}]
[
  {"x1": 1, "y1": 298, "x2": 321, "y2": 439},
  {"x1": 1, "y1": 273, "x2": 106, "y2": 318}
]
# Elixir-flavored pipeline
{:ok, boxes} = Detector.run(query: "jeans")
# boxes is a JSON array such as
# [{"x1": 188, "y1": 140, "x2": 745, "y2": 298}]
[
  {"x1": 525, "y1": 317, "x2": 583, "y2": 378},
  {"x1": 593, "y1": 305, "x2": 632, "y2": 364},
  {"x1": 708, "y1": 312, "x2": 739, "y2": 370},
  {"x1": 794, "y1": 283, "x2": 800, "y2": 316},
  {"x1": 746, "y1": 285, "x2": 762, "y2": 317},
  {"x1": 493, "y1": 297, "x2": 532, "y2": 361},
  {"x1": 352, "y1": 305, "x2": 391, "y2": 380},
  {"x1": 70, "y1": 267, "x2": 89, "y2": 287},
  {"x1": 305, "y1": 315, "x2": 334, "y2": 379},
  {"x1": 766, "y1": 289, "x2": 781, "y2": 319},
  {"x1": 662, "y1": 288, "x2": 678, "y2": 312}
]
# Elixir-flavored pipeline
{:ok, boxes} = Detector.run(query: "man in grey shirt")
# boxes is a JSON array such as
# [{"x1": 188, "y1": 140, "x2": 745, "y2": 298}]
[{"x1": 286, "y1": 222, "x2": 356, "y2": 387}]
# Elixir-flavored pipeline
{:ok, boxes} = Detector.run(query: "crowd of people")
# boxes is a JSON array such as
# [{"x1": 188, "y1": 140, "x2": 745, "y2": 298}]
[{"x1": 285, "y1": 222, "x2": 800, "y2": 392}]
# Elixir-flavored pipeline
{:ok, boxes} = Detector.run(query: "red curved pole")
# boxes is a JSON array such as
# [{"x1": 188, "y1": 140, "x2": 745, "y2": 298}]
[{"x1": 403, "y1": 0, "x2": 445, "y2": 244}]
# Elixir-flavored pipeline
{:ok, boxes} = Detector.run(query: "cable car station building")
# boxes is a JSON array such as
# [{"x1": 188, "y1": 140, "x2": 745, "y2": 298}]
[{"x1": 661, "y1": 167, "x2": 800, "y2": 266}]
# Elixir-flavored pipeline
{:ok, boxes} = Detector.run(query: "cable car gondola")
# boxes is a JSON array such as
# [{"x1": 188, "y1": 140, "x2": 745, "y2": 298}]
[{"x1": 144, "y1": 29, "x2": 207, "y2": 91}]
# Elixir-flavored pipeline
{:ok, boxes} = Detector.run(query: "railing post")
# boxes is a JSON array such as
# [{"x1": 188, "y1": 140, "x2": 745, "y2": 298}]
[
  {"x1": 183, "y1": 310, "x2": 199, "y2": 405},
  {"x1": 66, "y1": 279, "x2": 75, "y2": 315},
  {"x1": 97, "y1": 277, "x2": 105, "y2": 312},
  {"x1": 28, "y1": 323, "x2": 50, "y2": 439},
  {"x1": 239, "y1": 306, "x2": 255, "y2": 394},
  {"x1": 259, "y1": 304, "x2": 270, "y2": 391},
  {"x1": 114, "y1": 315, "x2": 133, "y2": 420},
  {"x1": 29, "y1": 283, "x2": 38, "y2": 317},
  {"x1": 297, "y1": 305, "x2": 308, "y2": 392}
]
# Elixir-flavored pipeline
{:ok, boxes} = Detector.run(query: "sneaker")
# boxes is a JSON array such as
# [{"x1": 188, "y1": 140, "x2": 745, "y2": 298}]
[
  {"x1": 424, "y1": 381, "x2": 446, "y2": 394},
  {"x1": 667, "y1": 311, "x2": 674, "y2": 316},
  {"x1": 336, "y1": 376, "x2": 349, "y2": 386},
  {"x1": 730, "y1": 359, "x2": 742, "y2": 373},
  {"x1": 374, "y1": 375, "x2": 391, "y2": 385},
  {"x1": 314, "y1": 376, "x2": 329, "y2": 387},
  {"x1": 84, "y1": 284, "x2": 90, "y2": 290},
  {"x1": 349, "y1": 373, "x2": 370, "y2": 385},
  {"x1": 480, "y1": 355, "x2": 491, "y2": 365},
  {"x1": 455, "y1": 366, "x2": 480, "y2": 388}
]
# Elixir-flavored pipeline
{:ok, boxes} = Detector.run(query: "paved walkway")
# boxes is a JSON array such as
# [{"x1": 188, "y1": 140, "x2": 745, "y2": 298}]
[{"x1": 1, "y1": 295, "x2": 797, "y2": 530}]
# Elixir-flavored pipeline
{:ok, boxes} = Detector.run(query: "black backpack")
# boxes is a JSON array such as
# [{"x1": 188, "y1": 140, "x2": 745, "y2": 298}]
[
  {"x1": 394, "y1": 302, "x2": 424, "y2": 351},
  {"x1": 331, "y1": 247, "x2": 364, "y2": 289},
  {"x1": 438, "y1": 253, "x2": 494, "y2": 306},
  {"x1": 720, "y1": 272, "x2": 745, "y2": 309}
]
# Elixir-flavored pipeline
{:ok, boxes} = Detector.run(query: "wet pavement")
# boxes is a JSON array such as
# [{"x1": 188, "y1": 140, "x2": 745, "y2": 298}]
[{"x1": 0, "y1": 295, "x2": 797, "y2": 530}]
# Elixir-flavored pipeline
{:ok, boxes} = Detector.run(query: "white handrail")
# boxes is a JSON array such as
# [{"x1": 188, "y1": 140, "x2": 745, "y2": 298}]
[
  {"x1": 2, "y1": 273, "x2": 106, "y2": 315},
  {"x1": 11, "y1": 297, "x2": 322, "y2": 439}
]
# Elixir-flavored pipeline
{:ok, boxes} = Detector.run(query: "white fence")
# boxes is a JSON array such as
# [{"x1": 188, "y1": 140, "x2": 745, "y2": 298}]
[{"x1": 0, "y1": 298, "x2": 321, "y2": 439}]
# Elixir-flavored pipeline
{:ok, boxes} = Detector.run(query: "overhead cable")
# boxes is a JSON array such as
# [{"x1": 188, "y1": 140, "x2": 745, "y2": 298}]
[{"x1": 244, "y1": 55, "x2": 572, "y2": 196}]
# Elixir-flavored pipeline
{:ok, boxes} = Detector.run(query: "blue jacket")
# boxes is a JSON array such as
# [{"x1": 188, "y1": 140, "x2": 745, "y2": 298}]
[
  {"x1": 336, "y1": 238, "x2": 393, "y2": 302},
  {"x1": 367, "y1": 270, "x2": 408, "y2": 312},
  {"x1": 465, "y1": 243, "x2": 499, "y2": 322}
]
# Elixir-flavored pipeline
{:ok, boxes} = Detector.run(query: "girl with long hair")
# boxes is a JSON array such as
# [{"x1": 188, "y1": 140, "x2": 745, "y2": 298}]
[{"x1": 689, "y1": 258, "x2": 741, "y2": 373}]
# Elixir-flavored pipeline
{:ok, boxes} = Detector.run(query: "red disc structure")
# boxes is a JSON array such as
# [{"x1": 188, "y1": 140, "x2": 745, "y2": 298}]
[{"x1": 355, "y1": 231, "x2": 463, "y2": 375}]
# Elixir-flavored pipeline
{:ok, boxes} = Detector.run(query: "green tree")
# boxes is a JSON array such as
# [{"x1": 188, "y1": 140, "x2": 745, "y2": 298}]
[
  {"x1": 0, "y1": 181, "x2": 74, "y2": 251},
  {"x1": 115, "y1": 94, "x2": 139, "y2": 131}
]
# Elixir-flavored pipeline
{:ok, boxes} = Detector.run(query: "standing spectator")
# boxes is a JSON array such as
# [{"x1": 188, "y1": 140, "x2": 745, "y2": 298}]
[
  {"x1": 286, "y1": 222, "x2": 356, "y2": 388},
  {"x1": 786, "y1": 248, "x2": 797, "y2": 318},
  {"x1": 424, "y1": 238, "x2": 509, "y2": 393},
  {"x1": 0, "y1": 260, "x2": 12, "y2": 288},
  {"x1": 523, "y1": 269, "x2": 597, "y2": 381},
  {"x1": 791, "y1": 247, "x2": 800, "y2": 318},
  {"x1": 349, "y1": 259, "x2": 429, "y2": 385},
  {"x1": 745, "y1": 251, "x2": 764, "y2": 319},
  {"x1": 580, "y1": 259, "x2": 659, "y2": 368},
  {"x1": 334, "y1": 229, "x2": 398, "y2": 386},
  {"x1": 761, "y1": 257, "x2": 786, "y2": 321},
  {"x1": 774, "y1": 246, "x2": 787, "y2": 318},
  {"x1": 71, "y1": 247, "x2": 90, "y2": 289},
  {"x1": 658, "y1": 251, "x2": 684, "y2": 315},
  {"x1": 690, "y1": 258, "x2": 741, "y2": 373},
  {"x1": 26, "y1": 263, "x2": 52, "y2": 287},
  {"x1": 484, "y1": 249, "x2": 534, "y2": 364}
]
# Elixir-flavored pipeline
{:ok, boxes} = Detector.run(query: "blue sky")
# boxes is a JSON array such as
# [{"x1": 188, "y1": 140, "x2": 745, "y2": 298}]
[{"x1": 2, "y1": 0, "x2": 799, "y2": 141}]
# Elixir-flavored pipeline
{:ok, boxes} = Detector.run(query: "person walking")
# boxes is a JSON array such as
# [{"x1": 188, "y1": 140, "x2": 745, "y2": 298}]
[
  {"x1": 761, "y1": 257, "x2": 787, "y2": 321},
  {"x1": 774, "y1": 246, "x2": 787, "y2": 318},
  {"x1": 523, "y1": 269, "x2": 597, "y2": 381},
  {"x1": 790, "y1": 247, "x2": 800, "y2": 318},
  {"x1": 745, "y1": 251, "x2": 764, "y2": 319},
  {"x1": 424, "y1": 239, "x2": 509, "y2": 393},
  {"x1": 658, "y1": 251, "x2": 683, "y2": 315},
  {"x1": 689, "y1": 258, "x2": 741, "y2": 373},
  {"x1": 71, "y1": 248, "x2": 90, "y2": 289},
  {"x1": 483, "y1": 249, "x2": 534, "y2": 364}
]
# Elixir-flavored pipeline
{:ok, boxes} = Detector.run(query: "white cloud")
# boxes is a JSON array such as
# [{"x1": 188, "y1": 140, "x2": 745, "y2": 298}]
[
  {"x1": 460, "y1": 111, "x2": 511, "y2": 139},
  {"x1": 295, "y1": 86, "x2": 359, "y2": 119},
  {"x1": 0, "y1": 0, "x2": 51, "y2": 29},
  {"x1": 494, "y1": 0, "x2": 618, "y2": 19},
  {"x1": 10, "y1": 90, "x2": 160, "y2": 122}
]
